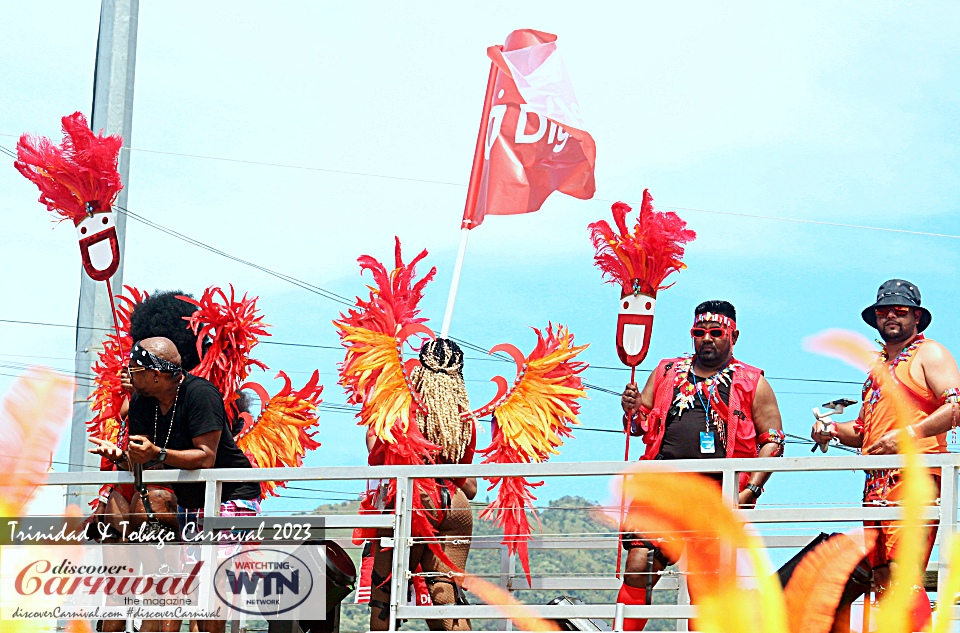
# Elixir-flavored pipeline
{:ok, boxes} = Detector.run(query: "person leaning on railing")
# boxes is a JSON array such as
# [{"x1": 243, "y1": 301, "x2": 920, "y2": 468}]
[
  {"x1": 810, "y1": 279, "x2": 960, "y2": 631},
  {"x1": 90, "y1": 336, "x2": 261, "y2": 633},
  {"x1": 618, "y1": 300, "x2": 785, "y2": 631}
]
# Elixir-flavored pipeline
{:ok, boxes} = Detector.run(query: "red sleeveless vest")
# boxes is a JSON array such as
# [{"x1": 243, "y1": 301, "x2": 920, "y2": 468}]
[{"x1": 640, "y1": 356, "x2": 764, "y2": 463}]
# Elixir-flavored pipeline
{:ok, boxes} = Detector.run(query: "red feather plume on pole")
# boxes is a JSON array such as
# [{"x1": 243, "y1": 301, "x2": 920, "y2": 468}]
[
  {"x1": 588, "y1": 190, "x2": 696, "y2": 298},
  {"x1": 178, "y1": 285, "x2": 270, "y2": 412},
  {"x1": 14, "y1": 112, "x2": 123, "y2": 225}
]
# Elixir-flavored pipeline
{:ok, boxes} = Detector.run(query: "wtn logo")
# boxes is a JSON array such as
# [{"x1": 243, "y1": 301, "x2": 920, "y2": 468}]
[{"x1": 225, "y1": 570, "x2": 300, "y2": 596}]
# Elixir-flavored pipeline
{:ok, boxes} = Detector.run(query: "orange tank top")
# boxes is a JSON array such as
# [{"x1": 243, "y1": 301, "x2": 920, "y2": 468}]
[{"x1": 861, "y1": 338, "x2": 945, "y2": 454}]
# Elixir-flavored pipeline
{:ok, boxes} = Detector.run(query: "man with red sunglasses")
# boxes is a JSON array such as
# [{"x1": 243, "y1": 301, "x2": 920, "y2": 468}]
[
  {"x1": 810, "y1": 279, "x2": 960, "y2": 629},
  {"x1": 616, "y1": 300, "x2": 784, "y2": 630}
]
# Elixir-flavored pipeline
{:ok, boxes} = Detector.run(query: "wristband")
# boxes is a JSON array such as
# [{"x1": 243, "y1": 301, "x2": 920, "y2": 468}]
[
  {"x1": 745, "y1": 483, "x2": 763, "y2": 498},
  {"x1": 904, "y1": 425, "x2": 920, "y2": 441}
]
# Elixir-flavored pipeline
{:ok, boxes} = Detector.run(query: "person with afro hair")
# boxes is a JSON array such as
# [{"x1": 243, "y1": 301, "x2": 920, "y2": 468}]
[{"x1": 129, "y1": 290, "x2": 205, "y2": 372}]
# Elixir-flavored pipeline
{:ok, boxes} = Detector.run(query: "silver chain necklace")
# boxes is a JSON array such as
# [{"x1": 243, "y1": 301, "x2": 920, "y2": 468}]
[{"x1": 153, "y1": 376, "x2": 183, "y2": 450}]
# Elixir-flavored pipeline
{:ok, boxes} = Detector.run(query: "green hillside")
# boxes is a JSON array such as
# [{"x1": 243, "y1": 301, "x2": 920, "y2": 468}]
[{"x1": 317, "y1": 495, "x2": 678, "y2": 632}]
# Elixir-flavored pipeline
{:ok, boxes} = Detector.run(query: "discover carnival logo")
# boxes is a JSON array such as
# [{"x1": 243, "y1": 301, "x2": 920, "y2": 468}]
[{"x1": 214, "y1": 548, "x2": 314, "y2": 616}]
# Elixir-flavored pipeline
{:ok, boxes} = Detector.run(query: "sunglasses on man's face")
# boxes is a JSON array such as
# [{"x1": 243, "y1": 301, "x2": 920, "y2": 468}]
[
  {"x1": 127, "y1": 365, "x2": 148, "y2": 374},
  {"x1": 875, "y1": 306, "x2": 912, "y2": 319},
  {"x1": 691, "y1": 327, "x2": 727, "y2": 339}
]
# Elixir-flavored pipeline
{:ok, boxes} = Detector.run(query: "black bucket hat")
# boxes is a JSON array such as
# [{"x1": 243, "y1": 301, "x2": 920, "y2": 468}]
[{"x1": 861, "y1": 279, "x2": 931, "y2": 333}]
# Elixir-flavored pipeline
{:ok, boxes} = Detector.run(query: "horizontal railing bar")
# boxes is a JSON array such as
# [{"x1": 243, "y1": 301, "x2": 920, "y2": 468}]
[
  {"x1": 506, "y1": 576, "x2": 680, "y2": 592},
  {"x1": 203, "y1": 515, "x2": 393, "y2": 530},
  {"x1": 37, "y1": 454, "x2": 960, "y2": 486},
  {"x1": 397, "y1": 604, "x2": 698, "y2": 619},
  {"x1": 745, "y1": 506, "x2": 940, "y2": 523}
]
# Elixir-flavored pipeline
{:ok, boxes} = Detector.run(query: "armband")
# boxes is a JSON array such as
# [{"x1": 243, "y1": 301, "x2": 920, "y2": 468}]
[
  {"x1": 757, "y1": 429, "x2": 785, "y2": 456},
  {"x1": 745, "y1": 483, "x2": 763, "y2": 498},
  {"x1": 941, "y1": 388, "x2": 960, "y2": 406}
]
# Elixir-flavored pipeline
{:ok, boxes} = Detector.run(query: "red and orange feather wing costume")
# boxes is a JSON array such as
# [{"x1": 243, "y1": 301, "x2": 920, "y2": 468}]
[
  {"x1": 335, "y1": 238, "x2": 457, "y2": 564},
  {"x1": 475, "y1": 324, "x2": 588, "y2": 582}
]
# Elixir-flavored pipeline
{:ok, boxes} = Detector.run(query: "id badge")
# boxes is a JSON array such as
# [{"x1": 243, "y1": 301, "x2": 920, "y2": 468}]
[{"x1": 699, "y1": 431, "x2": 716, "y2": 454}]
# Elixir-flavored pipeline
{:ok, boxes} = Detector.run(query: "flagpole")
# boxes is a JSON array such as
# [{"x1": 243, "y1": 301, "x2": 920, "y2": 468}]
[{"x1": 440, "y1": 60, "x2": 499, "y2": 339}]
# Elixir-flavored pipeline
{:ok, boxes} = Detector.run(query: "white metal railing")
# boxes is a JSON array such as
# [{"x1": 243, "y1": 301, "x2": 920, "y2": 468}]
[{"x1": 31, "y1": 454, "x2": 960, "y2": 630}]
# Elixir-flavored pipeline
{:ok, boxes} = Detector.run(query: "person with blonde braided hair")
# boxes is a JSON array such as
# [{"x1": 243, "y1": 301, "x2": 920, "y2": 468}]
[
  {"x1": 363, "y1": 337, "x2": 478, "y2": 631},
  {"x1": 410, "y1": 338, "x2": 475, "y2": 462}
]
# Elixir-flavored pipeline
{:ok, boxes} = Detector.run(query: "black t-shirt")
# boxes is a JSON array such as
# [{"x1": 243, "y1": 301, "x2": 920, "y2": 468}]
[
  {"x1": 657, "y1": 371, "x2": 730, "y2": 461},
  {"x1": 128, "y1": 374, "x2": 260, "y2": 508}
]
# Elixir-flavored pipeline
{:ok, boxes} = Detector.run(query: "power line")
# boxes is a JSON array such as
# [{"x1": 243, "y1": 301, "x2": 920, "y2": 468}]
[
  {"x1": 116, "y1": 205, "x2": 356, "y2": 307},
  {"x1": 7, "y1": 140, "x2": 960, "y2": 241}
]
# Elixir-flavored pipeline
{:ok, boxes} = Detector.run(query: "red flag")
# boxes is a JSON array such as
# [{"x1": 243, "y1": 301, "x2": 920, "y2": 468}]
[{"x1": 462, "y1": 29, "x2": 597, "y2": 229}]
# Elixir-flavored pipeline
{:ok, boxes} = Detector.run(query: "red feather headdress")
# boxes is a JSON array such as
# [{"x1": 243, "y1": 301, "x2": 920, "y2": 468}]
[
  {"x1": 179, "y1": 286, "x2": 270, "y2": 412},
  {"x1": 588, "y1": 190, "x2": 696, "y2": 297},
  {"x1": 14, "y1": 111, "x2": 123, "y2": 225}
]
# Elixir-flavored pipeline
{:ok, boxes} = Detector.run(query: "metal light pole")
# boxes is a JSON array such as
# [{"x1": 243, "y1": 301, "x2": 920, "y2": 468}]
[{"x1": 66, "y1": 0, "x2": 139, "y2": 507}]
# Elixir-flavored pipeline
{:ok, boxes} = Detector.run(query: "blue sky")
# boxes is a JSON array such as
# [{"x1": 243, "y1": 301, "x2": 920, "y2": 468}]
[{"x1": 2, "y1": 2, "x2": 959, "y2": 520}]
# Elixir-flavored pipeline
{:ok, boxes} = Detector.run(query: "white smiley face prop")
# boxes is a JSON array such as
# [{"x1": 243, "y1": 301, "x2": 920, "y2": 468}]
[
  {"x1": 75, "y1": 210, "x2": 121, "y2": 281},
  {"x1": 616, "y1": 292, "x2": 656, "y2": 367}
]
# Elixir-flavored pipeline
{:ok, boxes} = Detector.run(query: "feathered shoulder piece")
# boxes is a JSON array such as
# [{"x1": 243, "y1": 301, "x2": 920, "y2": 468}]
[
  {"x1": 14, "y1": 112, "x2": 123, "y2": 224},
  {"x1": 89, "y1": 286, "x2": 147, "y2": 449},
  {"x1": 476, "y1": 324, "x2": 589, "y2": 582},
  {"x1": 237, "y1": 371, "x2": 322, "y2": 499},
  {"x1": 587, "y1": 189, "x2": 696, "y2": 297},
  {"x1": 178, "y1": 285, "x2": 269, "y2": 411},
  {"x1": 335, "y1": 237, "x2": 436, "y2": 443}
]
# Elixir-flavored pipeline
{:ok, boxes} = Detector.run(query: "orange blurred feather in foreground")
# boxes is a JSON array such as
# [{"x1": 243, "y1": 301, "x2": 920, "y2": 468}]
[
  {"x1": 0, "y1": 368, "x2": 73, "y2": 515},
  {"x1": 462, "y1": 572, "x2": 560, "y2": 631},
  {"x1": 0, "y1": 368, "x2": 84, "y2": 633},
  {"x1": 620, "y1": 469, "x2": 788, "y2": 633}
]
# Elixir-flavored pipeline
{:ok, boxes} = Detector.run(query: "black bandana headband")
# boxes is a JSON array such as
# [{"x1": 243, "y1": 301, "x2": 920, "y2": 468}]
[{"x1": 130, "y1": 341, "x2": 183, "y2": 374}]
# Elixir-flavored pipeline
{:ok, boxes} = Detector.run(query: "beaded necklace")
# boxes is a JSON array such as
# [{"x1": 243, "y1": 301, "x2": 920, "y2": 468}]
[
  {"x1": 153, "y1": 377, "x2": 183, "y2": 452},
  {"x1": 861, "y1": 334, "x2": 925, "y2": 421},
  {"x1": 671, "y1": 355, "x2": 739, "y2": 451}
]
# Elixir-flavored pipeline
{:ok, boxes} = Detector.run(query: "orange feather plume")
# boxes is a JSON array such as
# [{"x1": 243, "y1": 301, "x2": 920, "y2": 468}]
[
  {"x1": 237, "y1": 371, "x2": 322, "y2": 498},
  {"x1": 0, "y1": 368, "x2": 74, "y2": 516},
  {"x1": 588, "y1": 190, "x2": 696, "y2": 297},
  {"x1": 477, "y1": 324, "x2": 588, "y2": 582},
  {"x1": 619, "y1": 469, "x2": 788, "y2": 633}
]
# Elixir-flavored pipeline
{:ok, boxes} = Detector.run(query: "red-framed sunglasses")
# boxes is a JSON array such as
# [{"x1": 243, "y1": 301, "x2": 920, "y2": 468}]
[
  {"x1": 874, "y1": 306, "x2": 912, "y2": 318},
  {"x1": 691, "y1": 327, "x2": 728, "y2": 339}
]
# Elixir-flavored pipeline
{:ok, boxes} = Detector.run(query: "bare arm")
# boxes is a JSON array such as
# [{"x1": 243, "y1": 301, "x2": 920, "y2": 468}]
[
  {"x1": 621, "y1": 370, "x2": 657, "y2": 435},
  {"x1": 740, "y1": 376, "x2": 783, "y2": 506},
  {"x1": 127, "y1": 431, "x2": 219, "y2": 469},
  {"x1": 865, "y1": 341, "x2": 960, "y2": 454},
  {"x1": 912, "y1": 341, "x2": 960, "y2": 438}
]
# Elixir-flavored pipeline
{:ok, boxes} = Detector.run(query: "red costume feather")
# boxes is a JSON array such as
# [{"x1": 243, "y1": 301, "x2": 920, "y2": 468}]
[
  {"x1": 588, "y1": 190, "x2": 696, "y2": 297},
  {"x1": 14, "y1": 112, "x2": 123, "y2": 225},
  {"x1": 87, "y1": 285, "x2": 322, "y2": 506},
  {"x1": 179, "y1": 285, "x2": 269, "y2": 412},
  {"x1": 335, "y1": 239, "x2": 456, "y2": 567},
  {"x1": 476, "y1": 324, "x2": 588, "y2": 582}
]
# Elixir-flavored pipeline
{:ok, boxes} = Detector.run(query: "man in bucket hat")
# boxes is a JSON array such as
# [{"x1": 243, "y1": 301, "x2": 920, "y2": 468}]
[{"x1": 812, "y1": 279, "x2": 960, "y2": 628}]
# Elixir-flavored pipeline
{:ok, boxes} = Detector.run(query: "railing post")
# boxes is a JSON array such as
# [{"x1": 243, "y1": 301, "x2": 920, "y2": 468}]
[
  {"x1": 498, "y1": 545, "x2": 515, "y2": 631},
  {"x1": 937, "y1": 465, "x2": 957, "y2": 614},
  {"x1": 389, "y1": 476, "x2": 414, "y2": 631}
]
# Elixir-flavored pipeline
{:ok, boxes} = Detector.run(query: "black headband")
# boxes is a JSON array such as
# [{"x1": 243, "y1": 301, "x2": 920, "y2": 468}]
[{"x1": 130, "y1": 341, "x2": 183, "y2": 374}]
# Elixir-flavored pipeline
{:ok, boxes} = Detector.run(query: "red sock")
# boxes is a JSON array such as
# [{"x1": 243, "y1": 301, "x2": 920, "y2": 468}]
[
  {"x1": 910, "y1": 587, "x2": 932, "y2": 632},
  {"x1": 617, "y1": 583, "x2": 648, "y2": 631}
]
